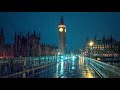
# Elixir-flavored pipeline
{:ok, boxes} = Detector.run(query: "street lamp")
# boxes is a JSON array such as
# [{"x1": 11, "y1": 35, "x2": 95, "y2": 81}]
[
  {"x1": 89, "y1": 40, "x2": 94, "y2": 47},
  {"x1": 89, "y1": 40, "x2": 94, "y2": 58},
  {"x1": 88, "y1": 40, "x2": 94, "y2": 65}
]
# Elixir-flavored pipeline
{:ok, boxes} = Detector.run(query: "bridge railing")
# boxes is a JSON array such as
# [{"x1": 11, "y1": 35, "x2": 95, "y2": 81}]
[
  {"x1": 0, "y1": 55, "x2": 60, "y2": 78},
  {"x1": 84, "y1": 57, "x2": 120, "y2": 78}
]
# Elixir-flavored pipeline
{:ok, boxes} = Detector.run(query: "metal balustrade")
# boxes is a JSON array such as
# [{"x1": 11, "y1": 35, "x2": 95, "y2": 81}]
[
  {"x1": 84, "y1": 57, "x2": 120, "y2": 78},
  {"x1": 0, "y1": 55, "x2": 60, "y2": 78},
  {"x1": 1, "y1": 54, "x2": 118, "y2": 78}
]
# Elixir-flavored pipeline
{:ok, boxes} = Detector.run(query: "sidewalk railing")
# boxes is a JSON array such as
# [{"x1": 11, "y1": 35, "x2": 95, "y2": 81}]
[
  {"x1": 0, "y1": 55, "x2": 59, "y2": 78},
  {"x1": 84, "y1": 57, "x2": 120, "y2": 78}
]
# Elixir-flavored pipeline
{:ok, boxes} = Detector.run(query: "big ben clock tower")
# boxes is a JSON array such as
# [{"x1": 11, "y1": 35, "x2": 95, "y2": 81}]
[{"x1": 58, "y1": 16, "x2": 66, "y2": 55}]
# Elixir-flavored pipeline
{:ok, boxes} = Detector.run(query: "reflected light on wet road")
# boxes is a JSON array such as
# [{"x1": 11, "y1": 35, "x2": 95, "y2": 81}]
[
  {"x1": 36, "y1": 55, "x2": 98, "y2": 78},
  {"x1": 59, "y1": 56, "x2": 94, "y2": 78}
]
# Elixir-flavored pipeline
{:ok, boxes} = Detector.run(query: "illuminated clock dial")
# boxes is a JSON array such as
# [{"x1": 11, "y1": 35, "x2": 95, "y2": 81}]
[
  {"x1": 59, "y1": 28, "x2": 63, "y2": 32},
  {"x1": 65, "y1": 29, "x2": 66, "y2": 32}
]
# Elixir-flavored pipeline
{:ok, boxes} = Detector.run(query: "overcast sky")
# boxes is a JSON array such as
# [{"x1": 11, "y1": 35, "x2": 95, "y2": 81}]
[{"x1": 0, "y1": 12, "x2": 120, "y2": 50}]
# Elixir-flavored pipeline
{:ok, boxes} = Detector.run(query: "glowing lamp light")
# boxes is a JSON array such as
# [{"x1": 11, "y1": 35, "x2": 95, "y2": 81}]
[
  {"x1": 65, "y1": 29, "x2": 66, "y2": 32},
  {"x1": 58, "y1": 52, "x2": 60, "y2": 55},
  {"x1": 59, "y1": 28, "x2": 63, "y2": 32},
  {"x1": 89, "y1": 41, "x2": 94, "y2": 47},
  {"x1": 72, "y1": 56, "x2": 76, "y2": 60},
  {"x1": 61, "y1": 56, "x2": 64, "y2": 59},
  {"x1": 97, "y1": 58, "x2": 100, "y2": 61},
  {"x1": 65, "y1": 57, "x2": 67, "y2": 59}
]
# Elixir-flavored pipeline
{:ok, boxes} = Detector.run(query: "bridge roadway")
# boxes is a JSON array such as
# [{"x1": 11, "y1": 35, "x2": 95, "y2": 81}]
[
  {"x1": 53, "y1": 56, "x2": 100, "y2": 78},
  {"x1": 0, "y1": 55, "x2": 101, "y2": 78}
]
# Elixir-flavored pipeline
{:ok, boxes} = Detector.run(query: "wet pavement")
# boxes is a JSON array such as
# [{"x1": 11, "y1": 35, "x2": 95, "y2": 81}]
[
  {"x1": 37, "y1": 56, "x2": 99, "y2": 78},
  {"x1": 60, "y1": 56, "x2": 94, "y2": 78},
  {"x1": 0, "y1": 56, "x2": 100, "y2": 78}
]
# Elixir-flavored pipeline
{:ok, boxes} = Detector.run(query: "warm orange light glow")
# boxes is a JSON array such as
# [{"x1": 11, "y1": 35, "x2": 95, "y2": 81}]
[
  {"x1": 58, "y1": 25, "x2": 66, "y2": 28},
  {"x1": 84, "y1": 68, "x2": 94, "y2": 78},
  {"x1": 65, "y1": 29, "x2": 66, "y2": 32},
  {"x1": 97, "y1": 58, "x2": 100, "y2": 60},
  {"x1": 89, "y1": 41, "x2": 94, "y2": 47}
]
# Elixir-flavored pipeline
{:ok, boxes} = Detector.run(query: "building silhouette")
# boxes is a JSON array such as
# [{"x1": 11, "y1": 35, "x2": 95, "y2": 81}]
[
  {"x1": 0, "y1": 27, "x2": 5, "y2": 58},
  {"x1": 83, "y1": 35, "x2": 120, "y2": 61},
  {"x1": 0, "y1": 27, "x2": 14, "y2": 58},
  {"x1": 0, "y1": 28, "x2": 58, "y2": 58}
]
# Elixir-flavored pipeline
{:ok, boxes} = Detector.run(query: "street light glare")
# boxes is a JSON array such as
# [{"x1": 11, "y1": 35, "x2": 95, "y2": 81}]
[{"x1": 89, "y1": 41, "x2": 94, "y2": 46}]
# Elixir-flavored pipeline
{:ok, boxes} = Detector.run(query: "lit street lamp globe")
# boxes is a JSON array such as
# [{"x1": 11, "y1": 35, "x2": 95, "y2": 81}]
[{"x1": 89, "y1": 41, "x2": 94, "y2": 47}]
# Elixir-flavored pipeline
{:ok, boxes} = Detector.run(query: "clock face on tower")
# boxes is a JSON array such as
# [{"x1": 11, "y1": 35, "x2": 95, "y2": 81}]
[
  {"x1": 58, "y1": 16, "x2": 66, "y2": 54},
  {"x1": 59, "y1": 28, "x2": 63, "y2": 32},
  {"x1": 65, "y1": 29, "x2": 66, "y2": 32}
]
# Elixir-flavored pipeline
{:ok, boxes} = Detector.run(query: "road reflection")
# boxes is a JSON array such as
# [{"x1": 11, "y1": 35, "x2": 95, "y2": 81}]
[
  {"x1": 57, "y1": 56, "x2": 94, "y2": 78},
  {"x1": 36, "y1": 56, "x2": 95, "y2": 78},
  {"x1": 0, "y1": 56, "x2": 99, "y2": 78}
]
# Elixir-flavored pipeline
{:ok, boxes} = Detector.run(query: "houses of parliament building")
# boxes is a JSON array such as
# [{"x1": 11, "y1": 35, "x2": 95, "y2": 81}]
[
  {"x1": 84, "y1": 35, "x2": 120, "y2": 61},
  {"x1": 0, "y1": 28, "x2": 58, "y2": 58}
]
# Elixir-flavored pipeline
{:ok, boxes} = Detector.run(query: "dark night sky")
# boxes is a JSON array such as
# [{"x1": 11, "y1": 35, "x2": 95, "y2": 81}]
[{"x1": 0, "y1": 12, "x2": 120, "y2": 50}]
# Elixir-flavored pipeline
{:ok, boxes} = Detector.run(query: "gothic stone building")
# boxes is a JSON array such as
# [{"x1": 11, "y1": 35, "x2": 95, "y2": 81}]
[
  {"x1": 0, "y1": 28, "x2": 14, "y2": 58},
  {"x1": 14, "y1": 30, "x2": 58, "y2": 57},
  {"x1": 83, "y1": 36, "x2": 120, "y2": 61},
  {"x1": 0, "y1": 28, "x2": 58, "y2": 58}
]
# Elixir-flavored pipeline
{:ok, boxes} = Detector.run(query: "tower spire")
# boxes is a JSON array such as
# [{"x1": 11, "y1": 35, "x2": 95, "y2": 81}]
[
  {"x1": 39, "y1": 32, "x2": 40, "y2": 40},
  {"x1": 94, "y1": 35, "x2": 96, "y2": 41},
  {"x1": 15, "y1": 32, "x2": 17, "y2": 43},
  {"x1": 58, "y1": 16, "x2": 66, "y2": 54},
  {"x1": 34, "y1": 30, "x2": 36, "y2": 35},
  {"x1": 1, "y1": 27, "x2": 4, "y2": 45},
  {"x1": 110, "y1": 35, "x2": 113, "y2": 40},
  {"x1": 110, "y1": 35, "x2": 113, "y2": 43},
  {"x1": 60, "y1": 16, "x2": 64, "y2": 25},
  {"x1": 1, "y1": 27, "x2": 3, "y2": 35}
]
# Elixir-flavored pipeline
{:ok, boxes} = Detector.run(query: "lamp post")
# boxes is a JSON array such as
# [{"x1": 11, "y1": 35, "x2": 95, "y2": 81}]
[{"x1": 88, "y1": 40, "x2": 94, "y2": 65}]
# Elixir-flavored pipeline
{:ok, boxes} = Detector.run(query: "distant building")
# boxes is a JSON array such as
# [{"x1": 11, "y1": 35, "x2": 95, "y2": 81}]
[
  {"x1": 14, "y1": 31, "x2": 40, "y2": 57},
  {"x1": 0, "y1": 27, "x2": 14, "y2": 58},
  {"x1": 14, "y1": 30, "x2": 58, "y2": 57},
  {"x1": 58, "y1": 16, "x2": 66, "y2": 55},
  {"x1": 83, "y1": 35, "x2": 120, "y2": 61},
  {"x1": 0, "y1": 28, "x2": 58, "y2": 58},
  {"x1": 4, "y1": 44, "x2": 14, "y2": 58},
  {"x1": 0, "y1": 27, "x2": 4, "y2": 58}
]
